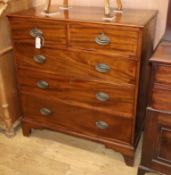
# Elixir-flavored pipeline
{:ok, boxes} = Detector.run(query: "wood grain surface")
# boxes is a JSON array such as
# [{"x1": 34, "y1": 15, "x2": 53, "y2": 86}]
[
  {"x1": 70, "y1": 24, "x2": 139, "y2": 55},
  {"x1": 151, "y1": 84, "x2": 171, "y2": 111},
  {"x1": 17, "y1": 68, "x2": 135, "y2": 118},
  {"x1": 14, "y1": 44, "x2": 137, "y2": 85},
  {"x1": 154, "y1": 64, "x2": 171, "y2": 86},
  {"x1": 9, "y1": 17, "x2": 67, "y2": 48},
  {"x1": 21, "y1": 93, "x2": 133, "y2": 144}
]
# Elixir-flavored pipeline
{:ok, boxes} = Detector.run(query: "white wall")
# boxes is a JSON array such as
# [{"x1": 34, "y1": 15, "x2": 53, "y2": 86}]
[{"x1": 35, "y1": 0, "x2": 169, "y2": 47}]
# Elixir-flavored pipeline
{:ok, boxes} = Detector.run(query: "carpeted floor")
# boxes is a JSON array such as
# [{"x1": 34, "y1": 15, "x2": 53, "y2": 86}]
[{"x1": 0, "y1": 129, "x2": 158, "y2": 175}]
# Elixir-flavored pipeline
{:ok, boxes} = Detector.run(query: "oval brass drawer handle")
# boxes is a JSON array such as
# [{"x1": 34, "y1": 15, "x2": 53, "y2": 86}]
[
  {"x1": 96, "y1": 92, "x2": 110, "y2": 102},
  {"x1": 96, "y1": 63, "x2": 110, "y2": 73},
  {"x1": 37, "y1": 80, "x2": 49, "y2": 89},
  {"x1": 40, "y1": 108, "x2": 52, "y2": 116},
  {"x1": 30, "y1": 28, "x2": 43, "y2": 38},
  {"x1": 96, "y1": 121, "x2": 109, "y2": 129},
  {"x1": 95, "y1": 33, "x2": 111, "y2": 46},
  {"x1": 30, "y1": 28, "x2": 45, "y2": 49},
  {"x1": 33, "y1": 55, "x2": 47, "y2": 64}
]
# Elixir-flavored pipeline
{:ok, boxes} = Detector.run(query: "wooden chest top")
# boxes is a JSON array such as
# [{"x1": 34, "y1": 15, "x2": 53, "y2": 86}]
[
  {"x1": 8, "y1": 6, "x2": 157, "y2": 28},
  {"x1": 150, "y1": 41, "x2": 171, "y2": 112},
  {"x1": 150, "y1": 41, "x2": 171, "y2": 64}
]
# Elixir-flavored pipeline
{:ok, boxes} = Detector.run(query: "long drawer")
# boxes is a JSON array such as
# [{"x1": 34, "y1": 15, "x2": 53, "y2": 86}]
[
  {"x1": 9, "y1": 17, "x2": 67, "y2": 48},
  {"x1": 17, "y1": 69, "x2": 136, "y2": 118},
  {"x1": 21, "y1": 93, "x2": 133, "y2": 144},
  {"x1": 70, "y1": 24, "x2": 139, "y2": 56},
  {"x1": 14, "y1": 44, "x2": 137, "y2": 85}
]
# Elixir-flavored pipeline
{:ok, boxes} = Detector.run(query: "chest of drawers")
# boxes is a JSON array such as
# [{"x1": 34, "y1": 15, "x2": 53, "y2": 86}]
[
  {"x1": 138, "y1": 41, "x2": 171, "y2": 175},
  {"x1": 8, "y1": 6, "x2": 157, "y2": 166}
]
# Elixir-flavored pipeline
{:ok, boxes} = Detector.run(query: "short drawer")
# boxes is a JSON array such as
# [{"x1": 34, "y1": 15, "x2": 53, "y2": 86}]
[
  {"x1": 9, "y1": 17, "x2": 67, "y2": 48},
  {"x1": 151, "y1": 84, "x2": 171, "y2": 111},
  {"x1": 17, "y1": 69, "x2": 136, "y2": 118},
  {"x1": 154, "y1": 64, "x2": 171, "y2": 86},
  {"x1": 14, "y1": 44, "x2": 137, "y2": 85},
  {"x1": 70, "y1": 24, "x2": 139, "y2": 56},
  {"x1": 21, "y1": 94, "x2": 133, "y2": 144}
]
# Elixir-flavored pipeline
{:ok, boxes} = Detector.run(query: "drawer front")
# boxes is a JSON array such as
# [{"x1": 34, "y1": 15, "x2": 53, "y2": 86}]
[
  {"x1": 14, "y1": 44, "x2": 137, "y2": 85},
  {"x1": 21, "y1": 94, "x2": 133, "y2": 144},
  {"x1": 151, "y1": 110, "x2": 171, "y2": 164},
  {"x1": 142, "y1": 109, "x2": 171, "y2": 172},
  {"x1": 154, "y1": 64, "x2": 171, "y2": 86},
  {"x1": 151, "y1": 84, "x2": 171, "y2": 111},
  {"x1": 158, "y1": 127, "x2": 171, "y2": 162},
  {"x1": 9, "y1": 17, "x2": 67, "y2": 48},
  {"x1": 70, "y1": 24, "x2": 139, "y2": 56},
  {"x1": 17, "y1": 69, "x2": 136, "y2": 118}
]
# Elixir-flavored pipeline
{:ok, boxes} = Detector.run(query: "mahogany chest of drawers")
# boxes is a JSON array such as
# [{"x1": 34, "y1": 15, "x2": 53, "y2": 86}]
[
  {"x1": 8, "y1": 6, "x2": 157, "y2": 166},
  {"x1": 138, "y1": 41, "x2": 171, "y2": 174}
]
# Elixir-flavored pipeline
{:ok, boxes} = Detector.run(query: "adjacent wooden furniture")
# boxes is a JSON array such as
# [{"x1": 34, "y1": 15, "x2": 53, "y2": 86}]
[
  {"x1": 0, "y1": 0, "x2": 33, "y2": 136},
  {"x1": 138, "y1": 1, "x2": 171, "y2": 174},
  {"x1": 137, "y1": 41, "x2": 171, "y2": 175},
  {"x1": 8, "y1": 6, "x2": 157, "y2": 166}
]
